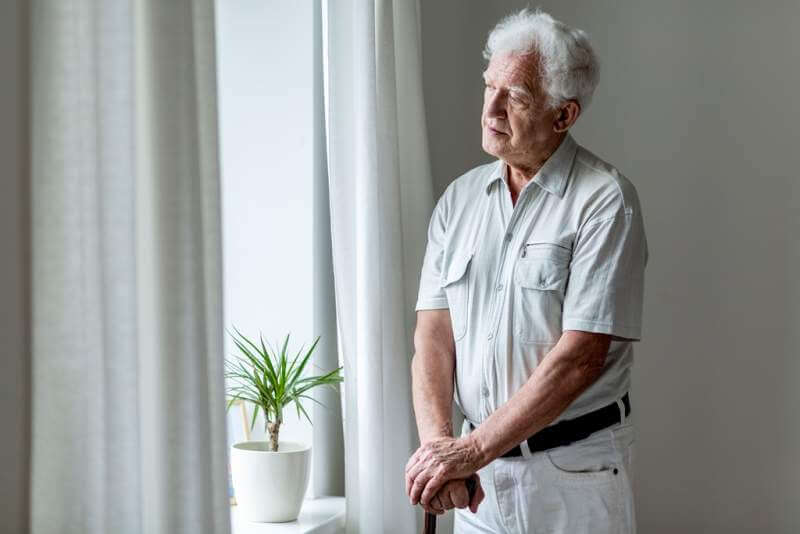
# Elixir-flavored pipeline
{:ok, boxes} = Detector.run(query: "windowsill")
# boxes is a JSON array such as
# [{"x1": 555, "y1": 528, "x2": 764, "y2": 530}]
[{"x1": 231, "y1": 497, "x2": 345, "y2": 534}]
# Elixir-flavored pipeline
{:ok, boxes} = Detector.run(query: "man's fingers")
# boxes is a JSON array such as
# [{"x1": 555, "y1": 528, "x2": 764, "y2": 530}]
[
  {"x1": 405, "y1": 465, "x2": 417, "y2": 497},
  {"x1": 468, "y1": 476, "x2": 485, "y2": 514},
  {"x1": 419, "y1": 472, "x2": 446, "y2": 506},
  {"x1": 409, "y1": 470, "x2": 432, "y2": 505},
  {"x1": 405, "y1": 450, "x2": 423, "y2": 495},
  {"x1": 420, "y1": 493, "x2": 444, "y2": 516},
  {"x1": 420, "y1": 502, "x2": 436, "y2": 515},
  {"x1": 431, "y1": 494, "x2": 445, "y2": 515},
  {"x1": 405, "y1": 448, "x2": 423, "y2": 476},
  {"x1": 407, "y1": 456, "x2": 432, "y2": 503},
  {"x1": 450, "y1": 482, "x2": 470, "y2": 509},
  {"x1": 437, "y1": 485, "x2": 455, "y2": 510}
]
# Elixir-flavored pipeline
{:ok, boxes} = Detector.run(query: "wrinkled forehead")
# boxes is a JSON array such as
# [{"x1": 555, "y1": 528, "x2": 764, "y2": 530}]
[{"x1": 483, "y1": 52, "x2": 541, "y2": 93}]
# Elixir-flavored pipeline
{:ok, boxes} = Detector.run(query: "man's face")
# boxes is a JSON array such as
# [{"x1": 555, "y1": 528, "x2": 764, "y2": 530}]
[{"x1": 481, "y1": 52, "x2": 559, "y2": 163}]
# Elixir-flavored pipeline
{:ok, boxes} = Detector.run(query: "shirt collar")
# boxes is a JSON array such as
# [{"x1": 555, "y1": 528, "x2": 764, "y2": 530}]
[{"x1": 485, "y1": 133, "x2": 578, "y2": 198}]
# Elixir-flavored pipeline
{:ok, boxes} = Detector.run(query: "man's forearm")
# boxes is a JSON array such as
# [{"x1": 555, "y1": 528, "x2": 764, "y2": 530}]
[
  {"x1": 411, "y1": 348, "x2": 455, "y2": 443},
  {"x1": 467, "y1": 331, "x2": 610, "y2": 466}
]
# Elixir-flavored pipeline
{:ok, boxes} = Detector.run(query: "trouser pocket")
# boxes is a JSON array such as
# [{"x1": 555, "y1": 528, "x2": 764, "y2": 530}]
[{"x1": 516, "y1": 427, "x2": 633, "y2": 534}]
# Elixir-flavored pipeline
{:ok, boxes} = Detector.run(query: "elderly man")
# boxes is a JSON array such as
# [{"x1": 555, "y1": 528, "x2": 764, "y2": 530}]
[{"x1": 405, "y1": 8, "x2": 648, "y2": 534}]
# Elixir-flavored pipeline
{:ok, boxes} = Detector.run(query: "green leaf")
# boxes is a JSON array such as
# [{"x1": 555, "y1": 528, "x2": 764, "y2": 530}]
[
  {"x1": 227, "y1": 393, "x2": 261, "y2": 406},
  {"x1": 258, "y1": 333, "x2": 279, "y2": 386},
  {"x1": 250, "y1": 403, "x2": 260, "y2": 431},
  {"x1": 294, "y1": 397, "x2": 312, "y2": 425},
  {"x1": 236, "y1": 326, "x2": 278, "y2": 380},
  {"x1": 285, "y1": 342, "x2": 305, "y2": 383},
  {"x1": 297, "y1": 393, "x2": 327, "y2": 410},
  {"x1": 286, "y1": 336, "x2": 321, "y2": 392},
  {"x1": 231, "y1": 337, "x2": 274, "y2": 385},
  {"x1": 280, "y1": 333, "x2": 290, "y2": 387}
]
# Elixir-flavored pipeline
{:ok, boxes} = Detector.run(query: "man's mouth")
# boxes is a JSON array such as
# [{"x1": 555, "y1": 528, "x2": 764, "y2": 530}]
[{"x1": 487, "y1": 126, "x2": 507, "y2": 136}]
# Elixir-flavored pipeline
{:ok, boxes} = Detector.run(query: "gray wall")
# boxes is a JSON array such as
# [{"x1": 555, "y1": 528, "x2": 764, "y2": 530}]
[
  {"x1": 422, "y1": 2, "x2": 799, "y2": 533},
  {"x1": 0, "y1": 1, "x2": 29, "y2": 533}
]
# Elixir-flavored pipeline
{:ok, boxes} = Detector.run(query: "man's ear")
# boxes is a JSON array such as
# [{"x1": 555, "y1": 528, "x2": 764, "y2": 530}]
[{"x1": 553, "y1": 100, "x2": 581, "y2": 132}]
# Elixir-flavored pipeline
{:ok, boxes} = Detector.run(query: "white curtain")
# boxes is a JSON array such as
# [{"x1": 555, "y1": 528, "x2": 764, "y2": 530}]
[
  {"x1": 324, "y1": 0, "x2": 435, "y2": 532},
  {"x1": 313, "y1": 0, "x2": 346, "y2": 498},
  {"x1": 30, "y1": 2, "x2": 230, "y2": 533}
]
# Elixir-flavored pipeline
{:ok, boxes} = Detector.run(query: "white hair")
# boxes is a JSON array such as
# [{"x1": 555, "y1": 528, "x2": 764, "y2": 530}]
[{"x1": 483, "y1": 7, "x2": 600, "y2": 110}]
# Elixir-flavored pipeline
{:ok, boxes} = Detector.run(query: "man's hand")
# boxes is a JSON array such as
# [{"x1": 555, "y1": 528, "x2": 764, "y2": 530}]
[
  {"x1": 405, "y1": 435, "x2": 485, "y2": 507},
  {"x1": 421, "y1": 474, "x2": 485, "y2": 515}
]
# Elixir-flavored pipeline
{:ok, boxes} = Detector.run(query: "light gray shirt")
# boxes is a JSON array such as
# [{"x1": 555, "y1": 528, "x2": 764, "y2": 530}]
[{"x1": 415, "y1": 133, "x2": 648, "y2": 427}]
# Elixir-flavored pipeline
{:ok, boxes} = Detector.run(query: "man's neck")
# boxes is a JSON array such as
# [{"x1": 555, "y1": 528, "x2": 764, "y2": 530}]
[{"x1": 505, "y1": 133, "x2": 566, "y2": 200}]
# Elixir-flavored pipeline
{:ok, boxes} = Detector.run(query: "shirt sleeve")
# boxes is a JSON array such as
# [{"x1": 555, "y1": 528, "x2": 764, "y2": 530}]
[
  {"x1": 562, "y1": 208, "x2": 648, "y2": 341},
  {"x1": 415, "y1": 194, "x2": 450, "y2": 311}
]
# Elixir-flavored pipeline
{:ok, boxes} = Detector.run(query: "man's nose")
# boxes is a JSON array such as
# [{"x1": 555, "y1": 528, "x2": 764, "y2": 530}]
[{"x1": 485, "y1": 92, "x2": 506, "y2": 119}]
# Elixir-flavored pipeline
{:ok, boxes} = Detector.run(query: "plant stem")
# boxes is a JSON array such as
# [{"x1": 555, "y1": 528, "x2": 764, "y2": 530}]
[{"x1": 267, "y1": 421, "x2": 280, "y2": 452}]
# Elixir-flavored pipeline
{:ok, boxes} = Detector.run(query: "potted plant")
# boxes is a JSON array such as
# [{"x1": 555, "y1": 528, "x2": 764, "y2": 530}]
[{"x1": 225, "y1": 326, "x2": 343, "y2": 522}]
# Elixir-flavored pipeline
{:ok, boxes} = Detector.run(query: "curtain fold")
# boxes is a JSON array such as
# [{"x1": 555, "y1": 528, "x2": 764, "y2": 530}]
[
  {"x1": 313, "y1": 0, "x2": 346, "y2": 498},
  {"x1": 324, "y1": 0, "x2": 435, "y2": 532},
  {"x1": 30, "y1": 1, "x2": 230, "y2": 533}
]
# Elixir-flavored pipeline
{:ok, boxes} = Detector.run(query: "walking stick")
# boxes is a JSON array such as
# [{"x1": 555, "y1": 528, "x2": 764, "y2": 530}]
[{"x1": 422, "y1": 476, "x2": 477, "y2": 534}]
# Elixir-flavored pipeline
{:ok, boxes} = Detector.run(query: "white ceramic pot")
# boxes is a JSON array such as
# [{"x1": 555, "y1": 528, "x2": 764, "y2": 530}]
[{"x1": 230, "y1": 440, "x2": 312, "y2": 522}]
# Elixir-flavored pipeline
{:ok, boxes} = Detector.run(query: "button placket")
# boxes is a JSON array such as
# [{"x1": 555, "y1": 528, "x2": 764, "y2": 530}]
[
  {"x1": 483, "y1": 187, "x2": 537, "y2": 422},
  {"x1": 488, "y1": 194, "x2": 528, "y2": 329}
]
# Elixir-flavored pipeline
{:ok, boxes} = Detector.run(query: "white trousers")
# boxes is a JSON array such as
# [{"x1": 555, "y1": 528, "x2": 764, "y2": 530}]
[{"x1": 454, "y1": 401, "x2": 636, "y2": 534}]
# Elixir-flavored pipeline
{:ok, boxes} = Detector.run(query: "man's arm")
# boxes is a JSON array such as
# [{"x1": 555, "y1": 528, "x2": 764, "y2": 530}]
[
  {"x1": 406, "y1": 329, "x2": 614, "y2": 507},
  {"x1": 409, "y1": 309, "x2": 487, "y2": 515},
  {"x1": 411, "y1": 309, "x2": 457, "y2": 443},
  {"x1": 467, "y1": 329, "x2": 612, "y2": 465}
]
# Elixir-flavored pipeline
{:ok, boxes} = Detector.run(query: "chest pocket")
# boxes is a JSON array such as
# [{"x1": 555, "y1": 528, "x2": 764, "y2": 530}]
[
  {"x1": 513, "y1": 244, "x2": 571, "y2": 343},
  {"x1": 440, "y1": 251, "x2": 473, "y2": 342}
]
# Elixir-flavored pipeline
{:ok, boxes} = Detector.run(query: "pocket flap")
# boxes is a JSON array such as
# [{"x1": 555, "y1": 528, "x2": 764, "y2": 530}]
[
  {"x1": 522, "y1": 243, "x2": 571, "y2": 263},
  {"x1": 514, "y1": 259, "x2": 568, "y2": 291},
  {"x1": 441, "y1": 252, "x2": 473, "y2": 287}
]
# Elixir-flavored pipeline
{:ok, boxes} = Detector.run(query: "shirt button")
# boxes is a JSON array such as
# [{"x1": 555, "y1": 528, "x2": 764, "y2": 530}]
[
  {"x1": 487, "y1": 332, "x2": 494, "y2": 340},
  {"x1": 481, "y1": 386, "x2": 490, "y2": 398},
  {"x1": 496, "y1": 283, "x2": 504, "y2": 291},
  {"x1": 505, "y1": 233, "x2": 512, "y2": 241}
]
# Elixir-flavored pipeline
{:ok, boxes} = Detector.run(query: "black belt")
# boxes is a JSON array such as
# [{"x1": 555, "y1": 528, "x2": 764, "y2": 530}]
[{"x1": 469, "y1": 392, "x2": 631, "y2": 458}]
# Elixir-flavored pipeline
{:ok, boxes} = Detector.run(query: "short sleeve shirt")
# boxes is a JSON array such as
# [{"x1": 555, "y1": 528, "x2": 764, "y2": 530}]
[{"x1": 415, "y1": 133, "x2": 649, "y2": 426}]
